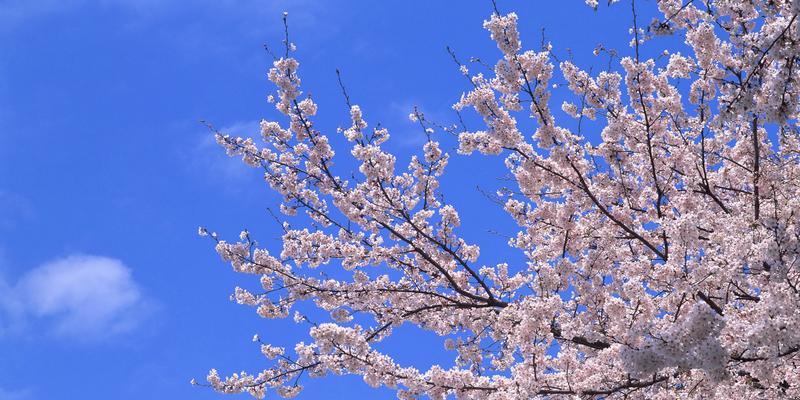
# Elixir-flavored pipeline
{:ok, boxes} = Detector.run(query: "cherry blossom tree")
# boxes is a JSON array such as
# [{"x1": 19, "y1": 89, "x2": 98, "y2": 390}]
[{"x1": 197, "y1": 0, "x2": 800, "y2": 398}]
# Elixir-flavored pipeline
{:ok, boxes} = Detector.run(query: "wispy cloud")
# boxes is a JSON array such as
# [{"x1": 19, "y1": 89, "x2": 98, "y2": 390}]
[
  {"x1": 0, "y1": 386, "x2": 33, "y2": 400},
  {"x1": 0, "y1": 0, "x2": 325, "y2": 34},
  {"x1": 190, "y1": 120, "x2": 262, "y2": 183},
  {"x1": 1, "y1": 255, "x2": 151, "y2": 340},
  {"x1": 0, "y1": 0, "x2": 77, "y2": 27},
  {"x1": 387, "y1": 100, "x2": 456, "y2": 148}
]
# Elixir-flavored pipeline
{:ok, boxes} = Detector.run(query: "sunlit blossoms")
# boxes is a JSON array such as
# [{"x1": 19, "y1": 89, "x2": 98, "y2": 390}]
[{"x1": 200, "y1": 1, "x2": 800, "y2": 398}]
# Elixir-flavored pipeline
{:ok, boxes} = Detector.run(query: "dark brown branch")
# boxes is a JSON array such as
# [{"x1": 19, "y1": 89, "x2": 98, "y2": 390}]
[
  {"x1": 752, "y1": 116, "x2": 760, "y2": 221},
  {"x1": 696, "y1": 291, "x2": 723, "y2": 316}
]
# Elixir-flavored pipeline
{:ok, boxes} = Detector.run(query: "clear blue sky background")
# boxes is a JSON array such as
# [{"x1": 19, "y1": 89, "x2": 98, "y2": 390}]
[{"x1": 0, "y1": 1, "x2": 668, "y2": 399}]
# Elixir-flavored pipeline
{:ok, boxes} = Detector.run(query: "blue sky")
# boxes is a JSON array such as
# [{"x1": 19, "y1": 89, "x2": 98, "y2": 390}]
[{"x1": 0, "y1": 1, "x2": 664, "y2": 399}]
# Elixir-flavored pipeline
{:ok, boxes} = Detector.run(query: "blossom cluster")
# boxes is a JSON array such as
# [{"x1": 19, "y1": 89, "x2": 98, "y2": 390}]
[{"x1": 201, "y1": 1, "x2": 800, "y2": 398}]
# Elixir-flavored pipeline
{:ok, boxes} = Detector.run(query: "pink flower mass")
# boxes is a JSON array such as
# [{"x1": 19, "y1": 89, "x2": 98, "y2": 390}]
[{"x1": 201, "y1": 1, "x2": 800, "y2": 398}]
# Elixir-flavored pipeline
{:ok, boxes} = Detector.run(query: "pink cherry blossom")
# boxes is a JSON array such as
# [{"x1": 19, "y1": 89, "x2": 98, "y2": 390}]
[{"x1": 200, "y1": 2, "x2": 800, "y2": 398}]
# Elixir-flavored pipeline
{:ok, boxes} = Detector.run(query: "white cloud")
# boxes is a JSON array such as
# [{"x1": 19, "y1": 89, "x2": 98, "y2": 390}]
[{"x1": 1, "y1": 255, "x2": 150, "y2": 339}]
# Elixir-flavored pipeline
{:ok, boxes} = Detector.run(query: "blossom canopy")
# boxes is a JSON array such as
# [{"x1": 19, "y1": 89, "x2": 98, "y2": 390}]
[{"x1": 201, "y1": 1, "x2": 800, "y2": 398}]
